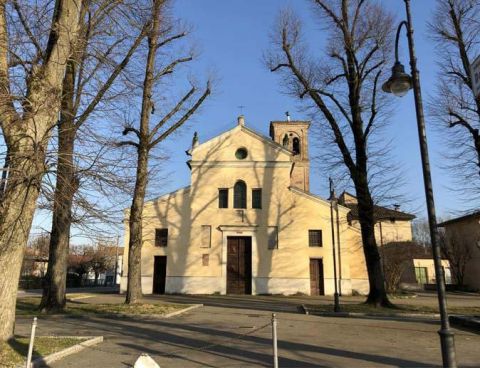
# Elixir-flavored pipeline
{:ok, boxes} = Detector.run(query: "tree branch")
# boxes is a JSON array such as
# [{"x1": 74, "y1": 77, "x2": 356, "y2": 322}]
[
  {"x1": 149, "y1": 83, "x2": 210, "y2": 149},
  {"x1": 12, "y1": 0, "x2": 44, "y2": 60},
  {"x1": 156, "y1": 32, "x2": 187, "y2": 50},
  {"x1": 270, "y1": 63, "x2": 290, "y2": 72},
  {"x1": 448, "y1": 111, "x2": 478, "y2": 136},
  {"x1": 76, "y1": 25, "x2": 148, "y2": 127},
  {"x1": 116, "y1": 140, "x2": 139, "y2": 148},
  {"x1": 122, "y1": 126, "x2": 141, "y2": 139},
  {"x1": 276, "y1": 27, "x2": 357, "y2": 175},
  {"x1": 153, "y1": 56, "x2": 193, "y2": 81},
  {"x1": 317, "y1": 90, "x2": 353, "y2": 127},
  {"x1": 0, "y1": 1, "x2": 20, "y2": 130},
  {"x1": 149, "y1": 86, "x2": 195, "y2": 139},
  {"x1": 364, "y1": 70, "x2": 382, "y2": 139}
]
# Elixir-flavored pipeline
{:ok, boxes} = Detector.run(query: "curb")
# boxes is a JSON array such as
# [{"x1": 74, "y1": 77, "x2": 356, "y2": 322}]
[
  {"x1": 449, "y1": 315, "x2": 480, "y2": 334},
  {"x1": 16, "y1": 304, "x2": 203, "y2": 321},
  {"x1": 30, "y1": 336, "x2": 103, "y2": 368},
  {"x1": 300, "y1": 304, "x2": 441, "y2": 321},
  {"x1": 163, "y1": 304, "x2": 203, "y2": 318},
  {"x1": 99, "y1": 303, "x2": 203, "y2": 320}
]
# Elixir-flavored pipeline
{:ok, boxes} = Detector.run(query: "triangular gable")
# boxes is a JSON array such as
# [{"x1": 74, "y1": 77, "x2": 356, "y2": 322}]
[{"x1": 190, "y1": 124, "x2": 292, "y2": 162}]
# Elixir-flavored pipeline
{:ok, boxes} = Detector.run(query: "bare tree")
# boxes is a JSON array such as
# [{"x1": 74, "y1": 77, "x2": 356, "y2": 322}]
[
  {"x1": 21, "y1": 233, "x2": 50, "y2": 280},
  {"x1": 439, "y1": 229, "x2": 472, "y2": 288},
  {"x1": 429, "y1": 0, "x2": 480, "y2": 204},
  {"x1": 267, "y1": 1, "x2": 395, "y2": 306},
  {"x1": 40, "y1": 0, "x2": 148, "y2": 312},
  {"x1": 82, "y1": 243, "x2": 116, "y2": 285},
  {"x1": 412, "y1": 218, "x2": 431, "y2": 247},
  {"x1": 382, "y1": 241, "x2": 430, "y2": 293},
  {"x1": 122, "y1": 0, "x2": 210, "y2": 304},
  {"x1": 0, "y1": 0, "x2": 83, "y2": 341}
]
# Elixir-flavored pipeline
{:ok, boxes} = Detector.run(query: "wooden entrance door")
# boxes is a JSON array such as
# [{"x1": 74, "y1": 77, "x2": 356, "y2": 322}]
[
  {"x1": 153, "y1": 256, "x2": 167, "y2": 294},
  {"x1": 227, "y1": 237, "x2": 252, "y2": 294},
  {"x1": 310, "y1": 258, "x2": 324, "y2": 296}
]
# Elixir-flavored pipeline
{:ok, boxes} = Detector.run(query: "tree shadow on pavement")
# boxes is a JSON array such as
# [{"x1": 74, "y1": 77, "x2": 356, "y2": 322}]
[{"x1": 53, "y1": 313, "x2": 438, "y2": 368}]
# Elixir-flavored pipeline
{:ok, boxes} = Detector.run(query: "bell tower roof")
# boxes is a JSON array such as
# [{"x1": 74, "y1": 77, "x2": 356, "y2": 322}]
[
  {"x1": 269, "y1": 118, "x2": 311, "y2": 191},
  {"x1": 269, "y1": 120, "x2": 310, "y2": 139}
]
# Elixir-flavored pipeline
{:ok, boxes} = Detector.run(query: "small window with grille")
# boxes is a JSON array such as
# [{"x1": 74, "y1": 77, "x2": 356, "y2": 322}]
[
  {"x1": 308, "y1": 230, "x2": 322, "y2": 247},
  {"x1": 155, "y1": 228, "x2": 168, "y2": 247},
  {"x1": 218, "y1": 188, "x2": 228, "y2": 208},
  {"x1": 252, "y1": 188, "x2": 262, "y2": 209}
]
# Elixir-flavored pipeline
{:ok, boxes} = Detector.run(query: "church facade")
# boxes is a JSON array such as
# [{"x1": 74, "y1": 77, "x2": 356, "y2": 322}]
[{"x1": 120, "y1": 116, "x2": 414, "y2": 296}]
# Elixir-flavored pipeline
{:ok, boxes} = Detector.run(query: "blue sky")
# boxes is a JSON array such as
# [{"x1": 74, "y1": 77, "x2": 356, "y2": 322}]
[
  {"x1": 30, "y1": 0, "x2": 468, "y2": 238},
  {"x1": 159, "y1": 0, "x2": 457, "y2": 216}
]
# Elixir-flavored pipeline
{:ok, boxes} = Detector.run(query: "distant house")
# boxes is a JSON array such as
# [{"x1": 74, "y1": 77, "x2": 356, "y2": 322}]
[
  {"x1": 439, "y1": 212, "x2": 480, "y2": 291},
  {"x1": 338, "y1": 192, "x2": 415, "y2": 244},
  {"x1": 21, "y1": 248, "x2": 48, "y2": 278}
]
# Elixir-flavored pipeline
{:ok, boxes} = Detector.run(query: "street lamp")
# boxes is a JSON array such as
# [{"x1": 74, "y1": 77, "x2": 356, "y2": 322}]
[
  {"x1": 329, "y1": 178, "x2": 340, "y2": 313},
  {"x1": 383, "y1": 1, "x2": 457, "y2": 367}
]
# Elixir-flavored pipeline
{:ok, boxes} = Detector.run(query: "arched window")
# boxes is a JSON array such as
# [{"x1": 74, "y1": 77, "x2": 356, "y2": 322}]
[
  {"x1": 234, "y1": 180, "x2": 247, "y2": 209},
  {"x1": 282, "y1": 134, "x2": 289, "y2": 147},
  {"x1": 292, "y1": 137, "x2": 300, "y2": 155}
]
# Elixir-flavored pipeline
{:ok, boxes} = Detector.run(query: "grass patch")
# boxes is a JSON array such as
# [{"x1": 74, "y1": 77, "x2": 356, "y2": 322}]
[
  {"x1": 305, "y1": 303, "x2": 480, "y2": 316},
  {"x1": 17, "y1": 297, "x2": 188, "y2": 317},
  {"x1": 0, "y1": 336, "x2": 85, "y2": 368}
]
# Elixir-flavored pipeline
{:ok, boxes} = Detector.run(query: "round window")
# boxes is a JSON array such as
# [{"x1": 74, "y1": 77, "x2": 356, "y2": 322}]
[{"x1": 235, "y1": 148, "x2": 248, "y2": 160}]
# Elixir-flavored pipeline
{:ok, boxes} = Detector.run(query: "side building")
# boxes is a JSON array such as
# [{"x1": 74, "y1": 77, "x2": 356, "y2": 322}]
[{"x1": 439, "y1": 212, "x2": 480, "y2": 291}]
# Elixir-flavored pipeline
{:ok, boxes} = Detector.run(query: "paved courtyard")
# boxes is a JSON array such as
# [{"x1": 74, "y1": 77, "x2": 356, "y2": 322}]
[{"x1": 14, "y1": 293, "x2": 480, "y2": 367}]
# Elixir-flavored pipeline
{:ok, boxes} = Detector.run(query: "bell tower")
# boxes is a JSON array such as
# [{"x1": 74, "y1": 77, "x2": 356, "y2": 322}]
[{"x1": 270, "y1": 114, "x2": 310, "y2": 191}]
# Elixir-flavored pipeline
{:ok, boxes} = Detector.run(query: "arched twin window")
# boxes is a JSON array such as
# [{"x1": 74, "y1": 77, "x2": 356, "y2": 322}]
[
  {"x1": 234, "y1": 180, "x2": 247, "y2": 209},
  {"x1": 292, "y1": 137, "x2": 300, "y2": 155}
]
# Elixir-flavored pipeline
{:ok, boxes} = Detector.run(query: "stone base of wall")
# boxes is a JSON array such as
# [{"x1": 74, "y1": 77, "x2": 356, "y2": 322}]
[
  {"x1": 351, "y1": 279, "x2": 369, "y2": 295},
  {"x1": 253, "y1": 277, "x2": 310, "y2": 295},
  {"x1": 120, "y1": 275, "x2": 358, "y2": 296},
  {"x1": 166, "y1": 276, "x2": 223, "y2": 294}
]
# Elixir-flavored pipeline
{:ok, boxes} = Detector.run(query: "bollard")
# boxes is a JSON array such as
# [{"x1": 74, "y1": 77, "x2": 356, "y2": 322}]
[
  {"x1": 272, "y1": 313, "x2": 278, "y2": 368},
  {"x1": 26, "y1": 317, "x2": 37, "y2": 368}
]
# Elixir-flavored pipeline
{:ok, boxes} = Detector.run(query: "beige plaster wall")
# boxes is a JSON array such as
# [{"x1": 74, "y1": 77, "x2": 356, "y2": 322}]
[
  {"x1": 120, "y1": 123, "x2": 414, "y2": 296},
  {"x1": 375, "y1": 220, "x2": 413, "y2": 244},
  {"x1": 350, "y1": 219, "x2": 413, "y2": 245},
  {"x1": 444, "y1": 216, "x2": 480, "y2": 290},
  {"x1": 412, "y1": 259, "x2": 451, "y2": 284}
]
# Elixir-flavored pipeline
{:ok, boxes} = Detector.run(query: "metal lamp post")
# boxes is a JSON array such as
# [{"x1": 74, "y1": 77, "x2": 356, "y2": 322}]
[
  {"x1": 382, "y1": 1, "x2": 456, "y2": 367},
  {"x1": 329, "y1": 178, "x2": 340, "y2": 313}
]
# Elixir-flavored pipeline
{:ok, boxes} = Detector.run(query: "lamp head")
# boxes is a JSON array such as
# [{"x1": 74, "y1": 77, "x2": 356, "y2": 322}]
[{"x1": 382, "y1": 61, "x2": 412, "y2": 97}]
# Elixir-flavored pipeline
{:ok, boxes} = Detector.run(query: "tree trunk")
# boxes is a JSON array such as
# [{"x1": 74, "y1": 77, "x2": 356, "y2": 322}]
[
  {"x1": 0, "y1": 144, "x2": 46, "y2": 340},
  {"x1": 125, "y1": 0, "x2": 160, "y2": 304},
  {"x1": 40, "y1": 60, "x2": 78, "y2": 312},
  {"x1": 0, "y1": 0, "x2": 82, "y2": 341},
  {"x1": 94, "y1": 271, "x2": 99, "y2": 286},
  {"x1": 354, "y1": 174, "x2": 391, "y2": 307},
  {"x1": 125, "y1": 147, "x2": 149, "y2": 303}
]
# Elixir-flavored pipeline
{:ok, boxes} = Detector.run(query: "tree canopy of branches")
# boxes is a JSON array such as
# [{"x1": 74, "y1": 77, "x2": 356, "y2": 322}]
[
  {"x1": 267, "y1": 0, "x2": 395, "y2": 306},
  {"x1": 381, "y1": 241, "x2": 431, "y2": 293},
  {"x1": 40, "y1": 0, "x2": 148, "y2": 313},
  {"x1": 0, "y1": 0, "x2": 83, "y2": 341},
  {"x1": 122, "y1": 0, "x2": 210, "y2": 304},
  {"x1": 429, "y1": 0, "x2": 480, "y2": 204},
  {"x1": 439, "y1": 228, "x2": 472, "y2": 287}
]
